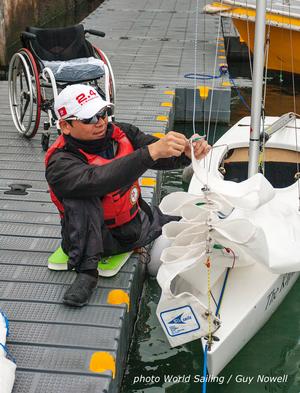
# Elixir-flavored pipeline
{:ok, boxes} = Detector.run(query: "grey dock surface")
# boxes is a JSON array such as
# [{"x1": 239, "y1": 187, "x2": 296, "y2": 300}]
[{"x1": 0, "y1": 1, "x2": 229, "y2": 392}]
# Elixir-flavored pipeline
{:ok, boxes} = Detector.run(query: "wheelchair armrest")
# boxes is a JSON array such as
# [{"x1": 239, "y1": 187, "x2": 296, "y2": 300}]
[
  {"x1": 85, "y1": 29, "x2": 105, "y2": 38},
  {"x1": 21, "y1": 31, "x2": 37, "y2": 40}
]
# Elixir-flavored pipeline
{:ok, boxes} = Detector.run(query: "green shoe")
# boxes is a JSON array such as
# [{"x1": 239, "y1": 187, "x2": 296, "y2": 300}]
[
  {"x1": 98, "y1": 252, "x2": 132, "y2": 277},
  {"x1": 48, "y1": 246, "x2": 69, "y2": 270}
]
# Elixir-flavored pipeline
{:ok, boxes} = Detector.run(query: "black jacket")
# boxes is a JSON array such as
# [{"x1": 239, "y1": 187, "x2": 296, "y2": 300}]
[
  {"x1": 46, "y1": 122, "x2": 189, "y2": 246},
  {"x1": 46, "y1": 122, "x2": 191, "y2": 200}
]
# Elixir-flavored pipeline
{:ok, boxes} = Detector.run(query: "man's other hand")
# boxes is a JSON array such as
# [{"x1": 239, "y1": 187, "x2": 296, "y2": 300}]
[
  {"x1": 184, "y1": 134, "x2": 211, "y2": 160},
  {"x1": 148, "y1": 131, "x2": 187, "y2": 160}
]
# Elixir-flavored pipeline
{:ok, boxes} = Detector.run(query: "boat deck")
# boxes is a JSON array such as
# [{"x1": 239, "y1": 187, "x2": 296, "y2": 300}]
[
  {"x1": 222, "y1": 0, "x2": 300, "y2": 15},
  {"x1": 0, "y1": 0, "x2": 230, "y2": 392}
]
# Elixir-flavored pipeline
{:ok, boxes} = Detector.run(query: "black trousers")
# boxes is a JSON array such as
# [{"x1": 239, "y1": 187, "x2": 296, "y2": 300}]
[{"x1": 60, "y1": 197, "x2": 179, "y2": 272}]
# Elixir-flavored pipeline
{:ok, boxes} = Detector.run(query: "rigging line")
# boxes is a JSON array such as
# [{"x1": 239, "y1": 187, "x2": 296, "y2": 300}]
[
  {"x1": 202, "y1": 0, "x2": 208, "y2": 134},
  {"x1": 216, "y1": 248, "x2": 236, "y2": 316},
  {"x1": 245, "y1": 0, "x2": 253, "y2": 79},
  {"x1": 260, "y1": 2, "x2": 272, "y2": 175},
  {"x1": 207, "y1": 13, "x2": 250, "y2": 172},
  {"x1": 202, "y1": 344, "x2": 209, "y2": 393},
  {"x1": 206, "y1": 0, "x2": 225, "y2": 180},
  {"x1": 206, "y1": 0, "x2": 224, "y2": 142},
  {"x1": 287, "y1": 1, "x2": 300, "y2": 209},
  {"x1": 192, "y1": 0, "x2": 200, "y2": 136},
  {"x1": 208, "y1": 75, "x2": 223, "y2": 172},
  {"x1": 279, "y1": 0, "x2": 284, "y2": 84},
  {"x1": 208, "y1": 2, "x2": 249, "y2": 168}
]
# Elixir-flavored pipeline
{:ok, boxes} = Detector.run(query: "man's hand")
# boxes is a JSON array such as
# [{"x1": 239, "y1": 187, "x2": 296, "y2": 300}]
[
  {"x1": 148, "y1": 131, "x2": 187, "y2": 160},
  {"x1": 184, "y1": 134, "x2": 211, "y2": 160}
]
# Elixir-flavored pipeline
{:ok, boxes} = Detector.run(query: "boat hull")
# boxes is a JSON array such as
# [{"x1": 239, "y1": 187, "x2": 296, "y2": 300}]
[
  {"x1": 204, "y1": 1, "x2": 300, "y2": 74},
  {"x1": 233, "y1": 18, "x2": 300, "y2": 75},
  {"x1": 202, "y1": 266, "x2": 299, "y2": 376},
  {"x1": 188, "y1": 115, "x2": 300, "y2": 375}
]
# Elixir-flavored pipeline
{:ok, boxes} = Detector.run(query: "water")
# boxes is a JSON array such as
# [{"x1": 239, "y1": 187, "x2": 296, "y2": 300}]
[{"x1": 122, "y1": 76, "x2": 300, "y2": 393}]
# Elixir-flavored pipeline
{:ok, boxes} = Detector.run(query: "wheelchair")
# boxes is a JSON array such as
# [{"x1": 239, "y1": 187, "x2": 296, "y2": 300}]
[{"x1": 8, "y1": 24, "x2": 116, "y2": 150}]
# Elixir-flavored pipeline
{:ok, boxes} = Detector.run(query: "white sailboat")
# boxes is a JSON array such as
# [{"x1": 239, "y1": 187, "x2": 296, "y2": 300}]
[{"x1": 153, "y1": 0, "x2": 300, "y2": 376}]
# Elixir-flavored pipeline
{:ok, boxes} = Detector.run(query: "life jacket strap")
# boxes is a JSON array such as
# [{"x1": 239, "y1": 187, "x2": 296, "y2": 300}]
[
  {"x1": 105, "y1": 203, "x2": 139, "y2": 227},
  {"x1": 138, "y1": 196, "x2": 154, "y2": 224}
]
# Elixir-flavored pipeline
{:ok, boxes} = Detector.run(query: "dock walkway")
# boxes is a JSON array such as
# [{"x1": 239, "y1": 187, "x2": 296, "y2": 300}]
[{"x1": 0, "y1": 1, "x2": 230, "y2": 392}]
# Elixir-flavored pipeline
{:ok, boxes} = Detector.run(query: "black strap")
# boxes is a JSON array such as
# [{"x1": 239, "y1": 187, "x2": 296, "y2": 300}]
[
  {"x1": 138, "y1": 196, "x2": 154, "y2": 224},
  {"x1": 104, "y1": 197, "x2": 154, "y2": 226},
  {"x1": 104, "y1": 203, "x2": 139, "y2": 226}
]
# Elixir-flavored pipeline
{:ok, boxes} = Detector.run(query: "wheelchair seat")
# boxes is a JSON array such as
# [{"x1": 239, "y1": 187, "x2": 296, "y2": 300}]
[{"x1": 42, "y1": 57, "x2": 105, "y2": 83}]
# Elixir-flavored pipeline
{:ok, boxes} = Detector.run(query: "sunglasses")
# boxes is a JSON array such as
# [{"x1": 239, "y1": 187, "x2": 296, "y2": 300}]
[{"x1": 67, "y1": 107, "x2": 111, "y2": 124}]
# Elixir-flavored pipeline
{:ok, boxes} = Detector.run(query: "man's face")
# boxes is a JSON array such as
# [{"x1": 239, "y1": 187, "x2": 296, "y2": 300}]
[{"x1": 60, "y1": 114, "x2": 108, "y2": 141}]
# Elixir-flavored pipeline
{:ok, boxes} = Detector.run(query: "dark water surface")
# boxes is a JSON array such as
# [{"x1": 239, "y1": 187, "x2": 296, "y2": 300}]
[{"x1": 122, "y1": 77, "x2": 300, "y2": 393}]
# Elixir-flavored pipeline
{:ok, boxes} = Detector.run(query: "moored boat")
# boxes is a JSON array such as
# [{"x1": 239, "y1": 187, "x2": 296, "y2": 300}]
[
  {"x1": 154, "y1": 0, "x2": 300, "y2": 378},
  {"x1": 189, "y1": 115, "x2": 300, "y2": 375},
  {"x1": 205, "y1": 0, "x2": 300, "y2": 74}
]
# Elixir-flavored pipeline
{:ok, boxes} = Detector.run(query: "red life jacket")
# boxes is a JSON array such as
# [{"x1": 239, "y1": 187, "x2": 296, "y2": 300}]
[{"x1": 45, "y1": 125, "x2": 141, "y2": 228}]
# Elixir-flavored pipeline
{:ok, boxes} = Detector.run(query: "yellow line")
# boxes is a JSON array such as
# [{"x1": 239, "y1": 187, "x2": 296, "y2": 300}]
[
  {"x1": 140, "y1": 178, "x2": 157, "y2": 187},
  {"x1": 156, "y1": 115, "x2": 168, "y2": 121},
  {"x1": 198, "y1": 86, "x2": 210, "y2": 100},
  {"x1": 90, "y1": 352, "x2": 116, "y2": 378},
  {"x1": 164, "y1": 90, "x2": 175, "y2": 95},
  {"x1": 153, "y1": 132, "x2": 165, "y2": 139},
  {"x1": 161, "y1": 102, "x2": 173, "y2": 107},
  {"x1": 222, "y1": 81, "x2": 231, "y2": 87}
]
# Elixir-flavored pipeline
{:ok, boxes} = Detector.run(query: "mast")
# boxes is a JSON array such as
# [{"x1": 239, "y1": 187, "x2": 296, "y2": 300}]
[{"x1": 248, "y1": 0, "x2": 267, "y2": 177}]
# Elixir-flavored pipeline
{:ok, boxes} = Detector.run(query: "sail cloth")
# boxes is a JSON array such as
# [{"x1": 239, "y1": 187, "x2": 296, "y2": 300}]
[
  {"x1": 192, "y1": 152, "x2": 275, "y2": 210},
  {"x1": 156, "y1": 168, "x2": 300, "y2": 346},
  {"x1": 191, "y1": 156, "x2": 300, "y2": 273},
  {"x1": 160, "y1": 172, "x2": 300, "y2": 273},
  {"x1": 0, "y1": 311, "x2": 16, "y2": 393}
]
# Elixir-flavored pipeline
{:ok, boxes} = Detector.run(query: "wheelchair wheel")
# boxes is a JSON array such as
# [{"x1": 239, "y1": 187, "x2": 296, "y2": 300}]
[
  {"x1": 94, "y1": 47, "x2": 116, "y2": 107},
  {"x1": 8, "y1": 48, "x2": 41, "y2": 138}
]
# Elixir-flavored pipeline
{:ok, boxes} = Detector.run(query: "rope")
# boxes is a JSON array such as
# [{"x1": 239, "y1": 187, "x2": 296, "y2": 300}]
[
  {"x1": 205, "y1": 255, "x2": 213, "y2": 344},
  {"x1": 215, "y1": 248, "x2": 236, "y2": 316},
  {"x1": 206, "y1": 0, "x2": 224, "y2": 145},
  {"x1": 184, "y1": 66, "x2": 251, "y2": 111},
  {"x1": 192, "y1": 0, "x2": 200, "y2": 136},
  {"x1": 229, "y1": 77, "x2": 251, "y2": 111},
  {"x1": 202, "y1": 344, "x2": 209, "y2": 393},
  {"x1": 259, "y1": 4, "x2": 273, "y2": 175},
  {"x1": 287, "y1": 1, "x2": 300, "y2": 210},
  {"x1": 245, "y1": 0, "x2": 253, "y2": 79},
  {"x1": 184, "y1": 65, "x2": 228, "y2": 81}
]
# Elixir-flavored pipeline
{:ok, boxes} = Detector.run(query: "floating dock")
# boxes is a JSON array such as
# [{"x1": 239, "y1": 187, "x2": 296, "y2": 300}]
[{"x1": 0, "y1": 1, "x2": 231, "y2": 392}]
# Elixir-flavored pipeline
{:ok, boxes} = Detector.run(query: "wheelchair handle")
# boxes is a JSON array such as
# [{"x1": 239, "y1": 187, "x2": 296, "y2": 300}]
[
  {"x1": 85, "y1": 29, "x2": 105, "y2": 38},
  {"x1": 21, "y1": 31, "x2": 37, "y2": 40}
]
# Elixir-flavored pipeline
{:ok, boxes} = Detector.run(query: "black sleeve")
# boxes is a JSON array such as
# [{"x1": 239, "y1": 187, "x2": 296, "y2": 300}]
[
  {"x1": 116, "y1": 122, "x2": 191, "y2": 170},
  {"x1": 46, "y1": 147, "x2": 155, "y2": 199}
]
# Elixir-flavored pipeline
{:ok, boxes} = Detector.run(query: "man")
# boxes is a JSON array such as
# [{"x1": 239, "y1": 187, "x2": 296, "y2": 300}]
[{"x1": 45, "y1": 84, "x2": 210, "y2": 307}]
